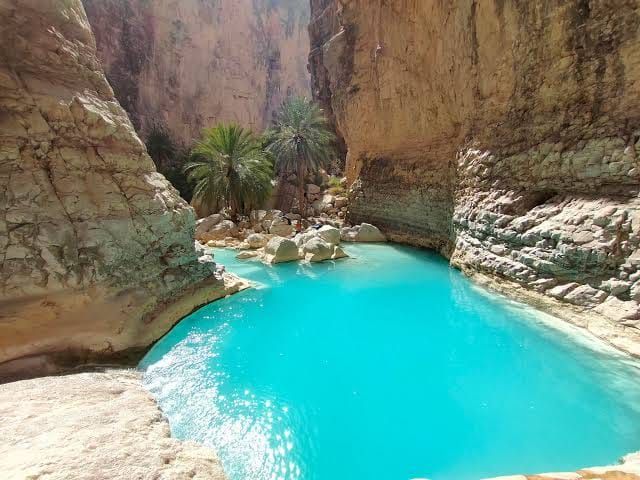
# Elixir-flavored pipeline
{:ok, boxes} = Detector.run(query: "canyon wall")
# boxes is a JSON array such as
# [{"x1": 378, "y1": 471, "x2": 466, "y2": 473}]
[
  {"x1": 0, "y1": 0, "x2": 244, "y2": 379},
  {"x1": 82, "y1": 0, "x2": 310, "y2": 145},
  {"x1": 310, "y1": 0, "x2": 640, "y2": 355}
]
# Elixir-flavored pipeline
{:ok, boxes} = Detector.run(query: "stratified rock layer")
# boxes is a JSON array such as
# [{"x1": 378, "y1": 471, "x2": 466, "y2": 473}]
[
  {"x1": 309, "y1": 0, "x2": 640, "y2": 356},
  {"x1": 83, "y1": 0, "x2": 310, "y2": 144},
  {"x1": 0, "y1": 0, "x2": 245, "y2": 379},
  {"x1": 0, "y1": 369, "x2": 227, "y2": 480}
]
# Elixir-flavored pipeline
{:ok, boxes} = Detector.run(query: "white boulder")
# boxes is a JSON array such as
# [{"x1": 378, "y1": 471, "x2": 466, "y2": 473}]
[
  {"x1": 294, "y1": 230, "x2": 319, "y2": 247},
  {"x1": 341, "y1": 223, "x2": 386, "y2": 242},
  {"x1": 317, "y1": 225, "x2": 341, "y2": 245},
  {"x1": 263, "y1": 237, "x2": 300, "y2": 264}
]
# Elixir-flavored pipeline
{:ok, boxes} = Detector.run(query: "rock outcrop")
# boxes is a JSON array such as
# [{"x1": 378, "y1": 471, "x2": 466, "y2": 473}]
[
  {"x1": 0, "y1": 0, "x2": 246, "y2": 380},
  {"x1": 83, "y1": 0, "x2": 310, "y2": 144},
  {"x1": 309, "y1": 0, "x2": 640, "y2": 356},
  {"x1": 0, "y1": 369, "x2": 227, "y2": 479}
]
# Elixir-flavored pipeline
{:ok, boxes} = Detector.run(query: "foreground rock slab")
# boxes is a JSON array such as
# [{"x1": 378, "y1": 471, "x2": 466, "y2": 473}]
[
  {"x1": 0, "y1": 370, "x2": 226, "y2": 480},
  {"x1": 485, "y1": 451, "x2": 640, "y2": 479}
]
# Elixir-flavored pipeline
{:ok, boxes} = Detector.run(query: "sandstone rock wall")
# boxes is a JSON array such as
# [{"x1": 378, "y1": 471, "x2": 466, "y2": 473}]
[
  {"x1": 309, "y1": 0, "x2": 640, "y2": 355},
  {"x1": 83, "y1": 0, "x2": 311, "y2": 145},
  {"x1": 0, "y1": 0, "x2": 245, "y2": 379}
]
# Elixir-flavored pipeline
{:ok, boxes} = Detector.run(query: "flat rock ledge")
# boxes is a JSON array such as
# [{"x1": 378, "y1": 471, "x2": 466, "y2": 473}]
[
  {"x1": 0, "y1": 369, "x2": 227, "y2": 480},
  {"x1": 485, "y1": 451, "x2": 640, "y2": 480},
  {"x1": 0, "y1": 272, "x2": 250, "y2": 382}
]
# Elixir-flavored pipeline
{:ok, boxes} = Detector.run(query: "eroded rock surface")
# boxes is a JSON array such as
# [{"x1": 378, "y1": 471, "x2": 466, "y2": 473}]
[
  {"x1": 0, "y1": 0, "x2": 246, "y2": 379},
  {"x1": 83, "y1": 0, "x2": 310, "y2": 144},
  {"x1": 309, "y1": 0, "x2": 640, "y2": 356},
  {"x1": 0, "y1": 369, "x2": 226, "y2": 480}
]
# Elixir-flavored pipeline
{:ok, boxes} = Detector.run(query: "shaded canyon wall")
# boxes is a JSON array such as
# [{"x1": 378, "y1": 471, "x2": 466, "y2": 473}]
[
  {"x1": 309, "y1": 0, "x2": 640, "y2": 354},
  {"x1": 83, "y1": 0, "x2": 311, "y2": 145},
  {"x1": 0, "y1": 0, "x2": 244, "y2": 379}
]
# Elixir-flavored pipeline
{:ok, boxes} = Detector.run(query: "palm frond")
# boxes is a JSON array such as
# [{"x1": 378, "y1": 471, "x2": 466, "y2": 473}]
[
  {"x1": 186, "y1": 123, "x2": 274, "y2": 216},
  {"x1": 267, "y1": 97, "x2": 336, "y2": 176}
]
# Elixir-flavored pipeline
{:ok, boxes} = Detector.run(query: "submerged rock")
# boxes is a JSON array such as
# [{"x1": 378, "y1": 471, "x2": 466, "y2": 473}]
[{"x1": 237, "y1": 250, "x2": 260, "y2": 260}]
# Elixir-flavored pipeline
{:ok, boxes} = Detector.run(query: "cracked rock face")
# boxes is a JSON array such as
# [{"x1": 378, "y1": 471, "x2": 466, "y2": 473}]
[
  {"x1": 309, "y1": 0, "x2": 640, "y2": 356},
  {"x1": 82, "y1": 0, "x2": 310, "y2": 144},
  {"x1": 0, "y1": 0, "x2": 241, "y2": 379}
]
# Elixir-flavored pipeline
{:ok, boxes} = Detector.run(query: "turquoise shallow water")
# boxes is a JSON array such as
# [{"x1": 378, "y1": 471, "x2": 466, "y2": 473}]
[{"x1": 140, "y1": 244, "x2": 640, "y2": 480}]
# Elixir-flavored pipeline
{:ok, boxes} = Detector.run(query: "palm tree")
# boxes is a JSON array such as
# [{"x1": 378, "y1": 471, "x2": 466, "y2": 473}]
[
  {"x1": 266, "y1": 97, "x2": 336, "y2": 216},
  {"x1": 185, "y1": 124, "x2": 273, "y2": 217}
]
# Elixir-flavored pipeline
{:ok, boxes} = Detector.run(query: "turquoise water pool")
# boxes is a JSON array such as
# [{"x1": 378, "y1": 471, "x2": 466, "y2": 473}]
[{"x1": 140, "y1": 244, "x2": 640, "y2": 480}]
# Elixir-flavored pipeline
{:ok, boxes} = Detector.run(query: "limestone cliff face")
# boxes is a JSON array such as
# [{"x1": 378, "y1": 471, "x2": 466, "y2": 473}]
[
  {"x1": 310, "y1": 0, "x2": 640, "y2": 355},
  {"x1": 0, "y1": 0, "x2": 244, "y2": 379},
  {"x1": 82, "y1": 0, "x2": 310, "y2": 144}
]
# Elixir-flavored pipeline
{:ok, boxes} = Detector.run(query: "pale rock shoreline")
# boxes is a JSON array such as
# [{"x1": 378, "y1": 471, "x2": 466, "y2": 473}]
[
  {"x1": 0, "y1": 369, "x2": 226, "y2": 480},
  {"x1": 484, "y1": 451, "x2": 640, "y2": 480}
]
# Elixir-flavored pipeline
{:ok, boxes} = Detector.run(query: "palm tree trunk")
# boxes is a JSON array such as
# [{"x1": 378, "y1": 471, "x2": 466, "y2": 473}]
[{"x1": 297, "y1": 162, "x2": 305, "y2": 218}]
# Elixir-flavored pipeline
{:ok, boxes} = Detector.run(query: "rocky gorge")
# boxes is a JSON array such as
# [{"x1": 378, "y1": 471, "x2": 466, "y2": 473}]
[
  {"x1": 2, "y1": 0, "x2": 640, "y2": 479},
  {"x1": 309, "y1": 0, "x2": 640, "y2": 357}
]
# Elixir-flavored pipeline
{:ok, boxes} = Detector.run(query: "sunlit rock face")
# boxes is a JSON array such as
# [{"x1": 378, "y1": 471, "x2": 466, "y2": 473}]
[
  {"x1": 83, "y1": 0, "x2": 310, "y2": 144},
  {"x1": 0, "y1": 0, "x2": 244, "y2": 379},
  {"x1": 309, "y1": 0, "x2": 640, "y2": 354},
  {"x1": 0, "y1": 370, "x2": 227, "y2": 480}
]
